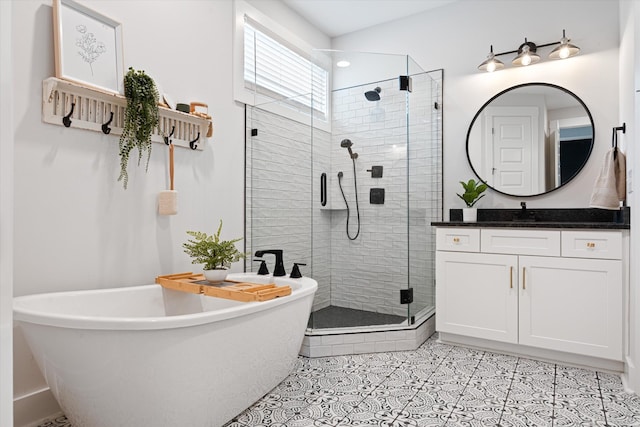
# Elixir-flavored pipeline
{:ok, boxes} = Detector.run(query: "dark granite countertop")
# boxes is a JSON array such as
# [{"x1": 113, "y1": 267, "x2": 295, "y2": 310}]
[{"x1": 431, "y1": 207, "x2": 630, "y2": 230}]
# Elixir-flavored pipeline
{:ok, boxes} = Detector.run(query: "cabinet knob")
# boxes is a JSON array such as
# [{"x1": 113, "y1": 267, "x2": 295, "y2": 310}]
[
  {"x1": 587, "y1": 242, "x2": 596, "y2": 248},
  {"x1": 453, "y1": 237, "x2": 460, "y2": 243}
]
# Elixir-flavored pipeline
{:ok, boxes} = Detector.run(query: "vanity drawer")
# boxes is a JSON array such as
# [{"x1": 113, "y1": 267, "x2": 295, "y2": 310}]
[
  {"x1": 481, "y1": 228, "x2": 561, "y2": 256},
  {"x1": 561, "y1": 231, "x2": 622, "y2": 260},
  {"x1": 436, "y1": 228, "x2": 480, "y2": 252}
]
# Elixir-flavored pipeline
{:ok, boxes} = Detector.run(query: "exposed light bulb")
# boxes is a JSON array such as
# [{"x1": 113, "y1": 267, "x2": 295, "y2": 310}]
[
  {"x1": 521, "y1": 53, "x2": 532, "y2": 66},
  {"x1": 486, "y1": 61, "x2": 496, "y2": 72},
  {"x1": 559, "y1": 46, "x2": 570, "y2": 59}
]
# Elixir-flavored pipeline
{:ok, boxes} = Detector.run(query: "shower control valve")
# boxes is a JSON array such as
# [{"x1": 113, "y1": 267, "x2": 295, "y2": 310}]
[{"x1": 367, "y1": 166, "x2": 383, "y2": 178}]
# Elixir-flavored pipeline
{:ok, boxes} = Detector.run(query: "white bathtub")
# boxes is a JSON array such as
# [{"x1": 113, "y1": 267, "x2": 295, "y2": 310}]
[{"x1": 13, "y1": 273, "x2": 317, "y2": 427}]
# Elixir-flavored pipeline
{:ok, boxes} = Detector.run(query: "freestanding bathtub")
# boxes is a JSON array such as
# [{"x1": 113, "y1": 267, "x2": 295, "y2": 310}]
[{"x1": 13, "y1": 273, "x2": 317, "y2": 427}]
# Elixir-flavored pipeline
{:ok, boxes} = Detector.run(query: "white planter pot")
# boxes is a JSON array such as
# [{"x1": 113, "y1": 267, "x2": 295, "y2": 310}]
[
  {"x1": 462, "y1": 208, "x2": 477, "y2": 222},
  {"x1": 203, "y1": 269, "x2": 228, "y2": 283}
]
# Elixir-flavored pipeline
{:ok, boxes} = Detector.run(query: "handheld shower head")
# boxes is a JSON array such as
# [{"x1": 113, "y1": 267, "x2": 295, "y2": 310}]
[{"x1": 340, "y1": 139, "x2": 358, "y2": 159}]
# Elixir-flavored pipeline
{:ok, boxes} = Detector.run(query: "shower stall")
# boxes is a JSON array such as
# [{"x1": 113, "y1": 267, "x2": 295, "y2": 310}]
[{"x1": 244, "y1": 50, "x2": 442, "y2": 351}]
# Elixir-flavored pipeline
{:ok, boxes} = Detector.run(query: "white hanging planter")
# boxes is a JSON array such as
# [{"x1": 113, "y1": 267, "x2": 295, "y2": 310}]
[{"x1": 462, "y1": 208, "x2": 477, "y2": 222}]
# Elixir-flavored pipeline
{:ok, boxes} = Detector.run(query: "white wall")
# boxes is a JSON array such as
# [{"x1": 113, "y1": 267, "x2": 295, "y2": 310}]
[
  {"x1": 11, "y1": 0, "x2": 328, "y2": 424},
  {"x1": 332, "y1": 0, "x2": 620, "y2": 216},
  {"x1": 1, "y1": 2, "x2": 14, "y2": 426}
]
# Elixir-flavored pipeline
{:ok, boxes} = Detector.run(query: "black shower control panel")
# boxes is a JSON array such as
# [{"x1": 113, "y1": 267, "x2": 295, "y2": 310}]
[
  {"x1": 367, "y1": 166, "x2": 383, "y2": 178},
  {"x1": 370, "y1": 188, "x2": 385, "y2": 204}
]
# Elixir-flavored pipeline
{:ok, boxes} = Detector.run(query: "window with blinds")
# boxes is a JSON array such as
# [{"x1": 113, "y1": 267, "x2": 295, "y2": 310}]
[{"x1": 244, "y1": 21, "x2": 328, "y2": 121}]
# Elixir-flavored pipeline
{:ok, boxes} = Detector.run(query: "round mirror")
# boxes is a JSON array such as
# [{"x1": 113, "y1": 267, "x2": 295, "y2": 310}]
[{"x1": 466, "y1": 83, "x2": 594, "y2": 197}]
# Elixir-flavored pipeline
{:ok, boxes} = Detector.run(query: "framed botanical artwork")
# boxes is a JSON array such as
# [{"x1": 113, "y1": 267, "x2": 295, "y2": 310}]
[{"x1": 52, "y1": 0, "x2": 124, "y2": 94}]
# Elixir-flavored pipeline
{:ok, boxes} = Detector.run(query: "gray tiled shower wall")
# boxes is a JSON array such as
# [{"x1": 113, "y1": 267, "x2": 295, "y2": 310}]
[{"x1": 246, "y1": 70, "x2": 442, "y2": 319}]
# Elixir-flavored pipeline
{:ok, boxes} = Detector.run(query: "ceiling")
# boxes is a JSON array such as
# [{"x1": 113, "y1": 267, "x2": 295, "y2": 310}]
[{"x1": 281, "y1": 0, "x2": 457, "y2": 38}]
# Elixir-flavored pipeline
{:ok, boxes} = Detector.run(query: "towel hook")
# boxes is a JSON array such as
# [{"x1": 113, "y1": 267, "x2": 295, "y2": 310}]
[
  {"x1": 612, "y1": 123, "x2": 626, "y2": 160},
  {"x1": 189, "y1": 132, "x2": 200, "y2": 150},
  {"x1": 164, "y1": 125, "x2": 175, "y2": 145},
  {"x1": 101, "y1": 111, "x2": 114, "y2": 134},
  {"x1": 62, "y1": 102, "x2": 75, "y2": 127}
]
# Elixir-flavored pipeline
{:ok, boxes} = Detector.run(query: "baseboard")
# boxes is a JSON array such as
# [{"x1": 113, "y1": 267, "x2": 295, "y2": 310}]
[
  {"x1": 13, "y1": 387, "x2": 60, "y2": 427},
  {"x1": 622, "y1": 355, "x2": 638, "y2": 394},
  {"x1": 439, "y1": 332, "x2": 625, "y2": 373}
]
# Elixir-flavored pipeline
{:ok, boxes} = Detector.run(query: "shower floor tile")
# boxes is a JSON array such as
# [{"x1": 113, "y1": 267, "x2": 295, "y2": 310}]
[
  {"x1": 35, "y1": 334, "x2": 640, "y2": 427},
  {"x1": 308, "y1": 305, "x2": 406, "y2": 329}
]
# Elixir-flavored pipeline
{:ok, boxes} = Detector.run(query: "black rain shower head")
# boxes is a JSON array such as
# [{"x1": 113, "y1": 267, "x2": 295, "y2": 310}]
[
  {"x1": 340, "y1": 139, "x2": 358, "y2": 159},
  {"x1": 364, "y1": 87, "x2": 381, "y2": 101}
]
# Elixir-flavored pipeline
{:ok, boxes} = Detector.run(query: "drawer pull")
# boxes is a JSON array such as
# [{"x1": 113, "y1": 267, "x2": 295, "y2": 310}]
[
  {"x1": 510, "y1": 266, "x2": 513, "y2": 289},
  {"x1": 453, "y1": 237, "x2": 460, "y2": 243},
  {"x1": 586, "y1": 242, "x2": 596, "y2": 248},
  {"x1": 522, "y1": 267, "x2": 526, "y2": 290}
]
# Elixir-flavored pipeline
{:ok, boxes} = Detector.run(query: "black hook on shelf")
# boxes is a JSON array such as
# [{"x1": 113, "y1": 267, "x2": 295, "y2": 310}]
[
  {"x1": 62, "y1": 103, "x2": 75, "y2": 127},
  {"x1": 101, "y1": 111, "x2": 114, "y2": 134},
  {"x1": 164, "y1": 126, "x2": 175, "y2": 145},
  {"x1": 189, "y1": 132, "x2": 200, "y2": 150}
]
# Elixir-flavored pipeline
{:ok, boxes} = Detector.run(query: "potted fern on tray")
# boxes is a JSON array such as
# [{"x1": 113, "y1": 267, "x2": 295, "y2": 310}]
[
  {"x1": 457, "y1": 179, "x2": 488, "y2": 222},
  {"x1": 182, "y1": 220, "x2": 247, "y2": 283}
]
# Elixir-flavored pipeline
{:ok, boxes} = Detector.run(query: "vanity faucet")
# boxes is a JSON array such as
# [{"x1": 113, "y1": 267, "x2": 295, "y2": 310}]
[{"x1": 254, "y1": 249, "x2": 286, "y2": 276}]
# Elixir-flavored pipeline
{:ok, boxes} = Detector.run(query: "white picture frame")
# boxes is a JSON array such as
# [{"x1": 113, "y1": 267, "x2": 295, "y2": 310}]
[{"x1": 53, "y1": 0, "x2": 124, "y2": 94}]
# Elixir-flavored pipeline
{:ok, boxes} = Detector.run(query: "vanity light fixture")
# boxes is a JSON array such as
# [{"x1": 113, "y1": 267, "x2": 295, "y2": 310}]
[
  {"x1": 477, "y1": 45, "x2": 505, "y2": 72},
  {"x1": 478, "y1": 29, "x2": 580, "y2": 72}
]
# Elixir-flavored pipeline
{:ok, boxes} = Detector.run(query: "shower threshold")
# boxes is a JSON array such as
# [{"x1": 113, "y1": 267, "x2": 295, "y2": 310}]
[{"x1": 300, "y1": 308, "x2": 435, "y2": 358}]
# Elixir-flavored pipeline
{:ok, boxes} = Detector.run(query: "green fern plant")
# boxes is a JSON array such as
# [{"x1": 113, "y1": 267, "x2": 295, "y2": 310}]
[
  {"x1": 457, "y1": 179, "x2": 488, "y2": 208},
  {"x1": 118, "y1": 67, "x2": 159, "y2": 189},
  {"x1": 182, "y1": 220, "x2": 247, "y2": 271}
]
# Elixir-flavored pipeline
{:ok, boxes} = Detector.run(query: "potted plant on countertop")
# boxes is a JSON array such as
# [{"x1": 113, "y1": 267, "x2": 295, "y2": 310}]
[
  {"x1": 457, "y1": 178, "x2": 488, "y2": 222},
  {"x1": 118, "y1": 67, "x2": 159, "y2": 189},
  {"x1": 182, "y1": 220, "x2": 247, "y2": 283}
]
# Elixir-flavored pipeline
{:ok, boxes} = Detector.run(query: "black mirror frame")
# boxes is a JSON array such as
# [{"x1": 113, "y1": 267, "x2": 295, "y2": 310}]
[{"x1": 465, "y1": 82, "x2": 595, "y2": 198}]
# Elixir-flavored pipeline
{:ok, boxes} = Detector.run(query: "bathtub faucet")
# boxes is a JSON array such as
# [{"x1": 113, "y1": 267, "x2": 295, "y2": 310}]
[{"x1": 254, "y1": 249, "x2": 286, "y2": 276}]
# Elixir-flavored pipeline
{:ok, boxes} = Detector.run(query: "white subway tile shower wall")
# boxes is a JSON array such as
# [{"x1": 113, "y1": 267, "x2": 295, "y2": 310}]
[
  {"x1": 245, "y1": 107, "x2": 332, "y2": 311},
  {"x1": 330, "y1": 72, "x2": 442, "y2": 317}
]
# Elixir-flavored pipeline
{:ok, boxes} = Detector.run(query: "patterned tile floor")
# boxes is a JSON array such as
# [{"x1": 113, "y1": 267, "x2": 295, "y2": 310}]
[{"x1": 37, "y1": 335, "x2": 640, "y2": 426}]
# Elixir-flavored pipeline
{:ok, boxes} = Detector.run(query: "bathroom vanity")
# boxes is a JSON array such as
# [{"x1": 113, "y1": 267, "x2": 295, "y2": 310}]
[{"x1": 432, "y1": 208, "x2": 630, "y2": 371}]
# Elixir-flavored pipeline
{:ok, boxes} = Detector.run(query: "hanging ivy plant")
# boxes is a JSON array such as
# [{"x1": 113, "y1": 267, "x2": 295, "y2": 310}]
[{"x1": 118, "y1": 67, "x2": 159, "y2": 189}]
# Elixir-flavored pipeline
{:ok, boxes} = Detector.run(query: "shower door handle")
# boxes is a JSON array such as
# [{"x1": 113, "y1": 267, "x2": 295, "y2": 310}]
[{"x1": 320, "y1": 173, "x2": 327, "y2": 206}]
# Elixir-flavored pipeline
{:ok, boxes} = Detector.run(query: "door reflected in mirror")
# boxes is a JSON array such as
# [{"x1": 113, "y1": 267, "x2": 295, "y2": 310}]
[{"x1": 466, "y1": 83, "x2": 594, "y2": 197}]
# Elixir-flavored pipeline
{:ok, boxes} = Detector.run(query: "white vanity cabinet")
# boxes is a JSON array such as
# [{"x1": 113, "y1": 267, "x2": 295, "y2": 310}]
[{"x1": 436, "y1": 227, "x2": 625, "y2": 362}]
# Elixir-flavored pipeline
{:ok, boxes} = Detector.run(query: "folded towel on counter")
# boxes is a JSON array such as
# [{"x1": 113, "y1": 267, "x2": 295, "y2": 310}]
[{"x1": 589, "y1": 148, "x2": 626, "y2": 210}]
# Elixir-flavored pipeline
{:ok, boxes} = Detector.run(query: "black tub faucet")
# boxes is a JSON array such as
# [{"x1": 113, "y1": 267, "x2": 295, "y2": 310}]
[{"x1": 254, "y1": 249, "x2": 286, "y2": 276}]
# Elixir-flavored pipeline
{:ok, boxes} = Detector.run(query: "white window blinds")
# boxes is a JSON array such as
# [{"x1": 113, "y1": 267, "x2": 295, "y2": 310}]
[{"x1": 244, "y1": 20, "x2": 328, "y2": 120}]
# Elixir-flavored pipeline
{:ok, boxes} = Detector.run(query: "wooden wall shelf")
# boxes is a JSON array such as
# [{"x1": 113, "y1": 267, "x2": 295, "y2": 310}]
[{"x1": 42, "y1": 77, "x2": 212, "y2": 150}]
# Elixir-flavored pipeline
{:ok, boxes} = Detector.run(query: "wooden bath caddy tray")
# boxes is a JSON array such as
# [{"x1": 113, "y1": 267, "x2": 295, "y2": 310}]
[{"x1": 155, "y1": 272, "x2": 291, "y2": 302}]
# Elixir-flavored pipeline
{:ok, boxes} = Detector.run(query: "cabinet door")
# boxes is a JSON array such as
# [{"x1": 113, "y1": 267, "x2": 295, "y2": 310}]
[
  {"x1": 518, "y1": 256, "x2": 623, "y2": 361},
  {"x1": 436, "y1": 251, "x2": 518, "y2": 343}
]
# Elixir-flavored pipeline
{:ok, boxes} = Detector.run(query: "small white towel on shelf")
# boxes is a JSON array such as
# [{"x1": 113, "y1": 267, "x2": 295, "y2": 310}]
[{"x1": 589, "y1": 148, "x2": 626, "y2": 210}]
